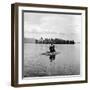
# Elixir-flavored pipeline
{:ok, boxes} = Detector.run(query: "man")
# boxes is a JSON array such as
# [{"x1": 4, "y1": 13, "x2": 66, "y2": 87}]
[{"x1": 49, "y1": 43, "x2": 56, "y2": 53}]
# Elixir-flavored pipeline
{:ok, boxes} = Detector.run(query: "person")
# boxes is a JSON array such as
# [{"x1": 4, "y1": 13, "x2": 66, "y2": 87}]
[{"x1": 49, "y1": 43, "x2": 56, "y2": 53}]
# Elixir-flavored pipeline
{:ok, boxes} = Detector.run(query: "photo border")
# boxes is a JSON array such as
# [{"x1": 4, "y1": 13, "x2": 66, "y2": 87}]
[{"x1": 11, "y1": 3, "x2": 88, "y2": 87}]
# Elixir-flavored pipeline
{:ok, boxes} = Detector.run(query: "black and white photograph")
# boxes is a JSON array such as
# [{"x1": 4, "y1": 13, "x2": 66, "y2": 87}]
[
  {"x1": 23, "y1": 11, "x2": 81, "y2": 77},
  {"x1": 11, "y1": 3, "x2": 87, "y2": 87}
]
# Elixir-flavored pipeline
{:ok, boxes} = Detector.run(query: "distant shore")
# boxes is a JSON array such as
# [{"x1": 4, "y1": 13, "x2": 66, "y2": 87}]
[{"x1": 24, "y1": 37, "x2": 76, "y2": 44}]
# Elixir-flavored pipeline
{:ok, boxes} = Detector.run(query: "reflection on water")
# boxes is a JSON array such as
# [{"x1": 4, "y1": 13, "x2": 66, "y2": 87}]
[
  {"x1": 49, "y1": 55, "x2": 56, "y2": 62},
  {"x1": 48, "y1": 54, "x2": 56, "y2": 75},
  {"x1": 24, "y1": 44, "x2": 80, "y2": 77}
]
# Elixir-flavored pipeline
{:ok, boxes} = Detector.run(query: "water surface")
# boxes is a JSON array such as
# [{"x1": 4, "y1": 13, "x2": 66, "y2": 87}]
[{"x1": 24, "y1": 44, "x2": 80, "y2": 77}]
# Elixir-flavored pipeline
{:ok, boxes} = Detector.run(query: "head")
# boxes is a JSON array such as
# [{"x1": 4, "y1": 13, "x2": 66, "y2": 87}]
[{"x1": 51, "y1": 42, "x2": 53, "y2": 45}]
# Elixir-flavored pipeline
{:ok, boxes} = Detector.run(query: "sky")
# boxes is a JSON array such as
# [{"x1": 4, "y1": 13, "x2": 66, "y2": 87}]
[{"x1": 24, "y1": 12, "x2": 82, "y2": 42}]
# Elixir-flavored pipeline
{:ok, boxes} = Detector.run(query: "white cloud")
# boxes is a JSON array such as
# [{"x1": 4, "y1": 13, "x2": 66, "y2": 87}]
[{"x1": 24, "y1": 12, "x2": 81, "y2": 41}]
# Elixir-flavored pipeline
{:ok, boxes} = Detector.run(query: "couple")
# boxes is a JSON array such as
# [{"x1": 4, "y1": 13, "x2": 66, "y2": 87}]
[
  {"x1": 49, "y1": 43, "x2": 56, "y2": 62},
  {"x1": 49, "y1": 43, "x2": 56, "y2": 53}
]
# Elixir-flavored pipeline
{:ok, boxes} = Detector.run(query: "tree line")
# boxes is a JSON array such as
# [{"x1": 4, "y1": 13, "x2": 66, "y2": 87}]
[{"x1": 35, "y1": 38, "x2": 75, "y2": 44}]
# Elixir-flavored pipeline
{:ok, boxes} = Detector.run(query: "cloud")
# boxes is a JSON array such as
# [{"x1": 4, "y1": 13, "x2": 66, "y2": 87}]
[{"x1": 24, "y1": 12, "x2": 81, "y2": 41}]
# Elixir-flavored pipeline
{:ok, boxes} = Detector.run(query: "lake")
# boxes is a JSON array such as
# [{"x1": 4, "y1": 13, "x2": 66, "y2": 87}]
[{"x1": 23, "y1": 43, "x2": 80, "y2": 77}]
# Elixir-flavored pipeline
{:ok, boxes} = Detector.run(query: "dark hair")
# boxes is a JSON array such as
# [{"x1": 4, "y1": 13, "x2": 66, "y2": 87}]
[{"x1": 51, "y1": 43, "x2": 53, "y2": 45}]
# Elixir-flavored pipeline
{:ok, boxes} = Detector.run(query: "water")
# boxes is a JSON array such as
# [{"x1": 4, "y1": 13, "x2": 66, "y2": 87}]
[{"x1": 24, "y1": 43, "x2": 80, "y2": 77}]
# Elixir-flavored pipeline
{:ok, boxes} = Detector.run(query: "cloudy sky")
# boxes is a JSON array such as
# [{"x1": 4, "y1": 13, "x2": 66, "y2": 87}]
[{"x1": 24, "y1": 12, "x2": 82, "y2": 42}]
